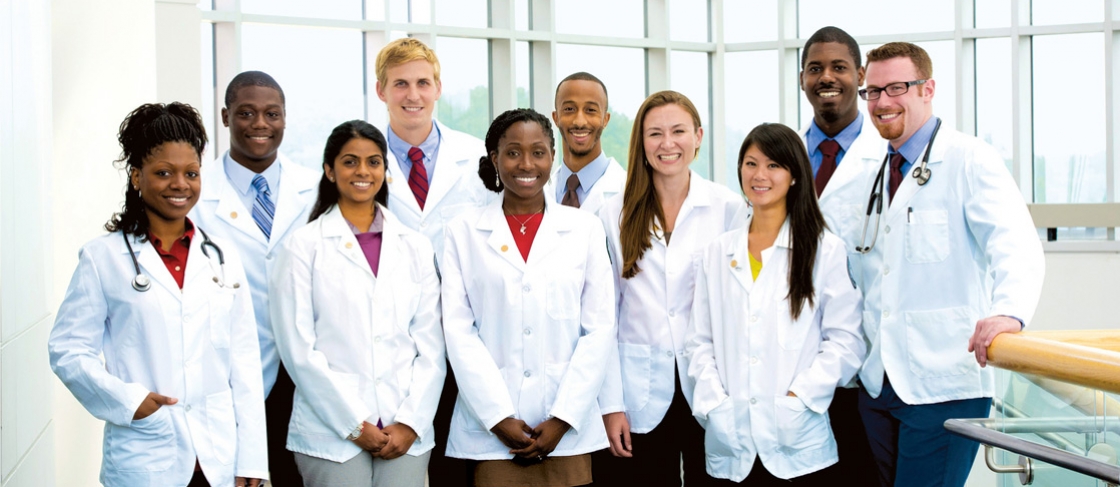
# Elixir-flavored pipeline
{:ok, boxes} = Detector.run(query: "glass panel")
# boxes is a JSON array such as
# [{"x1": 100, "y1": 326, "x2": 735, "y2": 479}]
[
  {"x1": 724, "y1": 50, "x2": 778, "y2": 192},
  {"x1": 435, "y1": 0, "x2": 488, "y2": 28},
  {"x1": 975, "y1": 38, "x2": 1013, "y2": 172},
  {"x1": 724, "y1": 0, "x2": 776, "y2": 43},
  {"x1": 516, "y1": 41, "x2": 531, "y2": 108},
  {"x1": 1033, "y1": 33, "x2": 1106, "y2": 203},
  {"x1": 799, "y1": 0, "x2": 953, "y2": 38},
  {"x1": 200, "y1": 0, "x2": 213, "y2": 11},
  {"x1": 974, "y1": 0, "x2": 1010, "y2": 28},
  {"x1": 555, "y1": 0, "x2": 644, "y2": 39},
  {"x1": 555, "y1": 44, "x2": 645, "y2": 167},
  {"x1": 241, "y1": 23, "x2": 364, "y2": 170},
  {"x1": 411, "y1": 0, "x2": 432, "y2": 24},
  {"x1": 435, "y1": 37, "x2": 490, "y2": 140},
  {"x1": 516, "y1": 0, "x2": 529, "y2": 30},
  {"x1": 241, "y1": 0, "x2": 362, "y2": 20},
  {"x1": 389, "y1": 0, "x2": 409, "y2": 23},
  {"x1": 200, "y1": 23, "x2": 216, "y2": 162},
  {"x1": 670, "y1": 51, "x2": 711, "y2": 179},
  {"x1": 1032, "y1": 0, "x2": 1102, "y2": 25},
  {"x1": 365, "y1": 0, "x2": 386, "y2": 21},
  {"x1": 670, "y1": 0, "x2": 708, "y2": 43}
]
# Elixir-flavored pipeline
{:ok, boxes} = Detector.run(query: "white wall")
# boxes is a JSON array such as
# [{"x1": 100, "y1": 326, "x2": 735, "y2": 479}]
[
  {"x1": 0, "y1": 0, "x2": 56, "y2": 486},
  {"x1": 49, "y1": 0, "x2": 157, "y2": 484}
]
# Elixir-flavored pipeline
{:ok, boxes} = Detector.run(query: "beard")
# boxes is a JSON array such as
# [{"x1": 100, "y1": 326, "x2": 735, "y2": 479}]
[
  {"x1": 564, "y1": 126, "x2": 604, "y2": 158},
  {"x1": 872, "y1": 110, "x2": 905, "y2": 141},
  {"x1": 819, "y1": 107, "x2": 841, "y2": 124}
]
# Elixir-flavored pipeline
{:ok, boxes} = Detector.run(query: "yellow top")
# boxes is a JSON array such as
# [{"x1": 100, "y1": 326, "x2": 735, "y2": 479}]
[{"x1": 749, "y1": 252, "x2": 762, "y2": 281}]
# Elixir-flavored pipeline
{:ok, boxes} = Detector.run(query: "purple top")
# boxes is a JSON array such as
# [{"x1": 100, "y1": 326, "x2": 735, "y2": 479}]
[{"x1": 345, "y1": 208, "x2": 385, "y2": 277}]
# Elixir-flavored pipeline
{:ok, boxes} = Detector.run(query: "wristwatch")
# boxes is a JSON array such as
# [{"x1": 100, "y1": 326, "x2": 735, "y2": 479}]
[{"x1": 346, "y1": 422, "x2": 364, "y2": 441}]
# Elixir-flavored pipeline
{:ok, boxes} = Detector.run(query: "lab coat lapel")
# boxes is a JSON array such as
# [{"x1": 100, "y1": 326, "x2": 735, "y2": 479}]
[
  {"x1": 728, "y1": 223, "x2": 754, "y2": 294},
  {"x1": 127, "y1": 234, "x2": 183, "y2": 298},
  {"x1": 525, "y1": 198, "x2": 565, "y2": 267},
  {"x1": 322, "y1": 208, "x2": 375, "y2": 278},
  {"x1": 577, "y1": 158, "x2": 626, "y2": 215},
  {"x1": 424, "y1": 135, "x2": 473, "y2": 213},
  {"x1": 376, "y1": 207, "x2": 403, "y2": 280},
  {"x1": 182, "y1": 231, "x2": 209, "y2": 292},
  {"x1": 481, "y1": 200, "x2": 527, "y2": 272},
  {"x1": 269, "y1": 154, "x2": 319, "y2": 252},
  {"x1": 385, "y1": 151, "x2": 423, "y2": 216},
  {"x1": 207, "y1": 155, "x2": 269, "y2": 246},
  {"x1": 886, "y1": 133, "x2": 947, "y2": 224}
]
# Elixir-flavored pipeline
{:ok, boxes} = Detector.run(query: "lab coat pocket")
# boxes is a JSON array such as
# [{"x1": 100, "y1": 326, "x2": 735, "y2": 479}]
[
  {"x1": 619, "y1": 343, "x2": 652, "y2": 412},
  {"x1": 905, "y1": 306, "x2": 977, "y2": 378},
  {"x1": 546, "y1": 271, "x2": 581, "y2": 320},
  {"x1": 773, "y1": 395, "x2": 830, "y2": 451},
  {"x1": 544, "y1": 362, "x2": 569, "y2": 414},
  {"x1": 703, "y1": 398, "x2": 740, "y2": 459},
  {"x1": 208, "y1": 288, "x2": 236, "y2": 349},
  {"x1": 905, "y1": 209, "x2": 950, "y2": 264},
  {"x1": 206, "y1": 389, "x2": 237, "y2": 465},
  {"x1": 106, "y1": 406, "x2": 175, "y2": 472},
  {"x1": 776, "y1": 298, "x2": 812, "y2": 351}
]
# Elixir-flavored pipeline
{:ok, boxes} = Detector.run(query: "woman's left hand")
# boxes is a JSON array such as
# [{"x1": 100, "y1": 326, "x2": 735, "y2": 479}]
[
  {"x1": 511, "y1": 418, "x2": 571, "y2": 460},
  {"x1": 373, "y1": 423, "x2": 418, "y2": 460},
  {"x1": 235, "y1": 477, "x2": 263, "y2": 487}
]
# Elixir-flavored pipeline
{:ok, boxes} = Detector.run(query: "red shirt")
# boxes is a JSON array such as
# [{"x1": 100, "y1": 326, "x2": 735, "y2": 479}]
[
  {"x1": 147, "y1": 219, "x2": 195, "y2": 289},
  {"x1": 505, "y1": 213, "x2": 544, "y2": 261}
]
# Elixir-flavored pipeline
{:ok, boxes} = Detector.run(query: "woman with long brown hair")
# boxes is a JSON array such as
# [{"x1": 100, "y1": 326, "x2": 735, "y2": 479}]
[{"x1": 594, "y1": 90, "x2": 746, "y2": 486}]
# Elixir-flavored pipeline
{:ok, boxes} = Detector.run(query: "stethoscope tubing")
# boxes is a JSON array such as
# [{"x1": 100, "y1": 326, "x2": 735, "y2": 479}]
[{"x1": 123, "y1": 227, "x2": 236, "y2": 292}]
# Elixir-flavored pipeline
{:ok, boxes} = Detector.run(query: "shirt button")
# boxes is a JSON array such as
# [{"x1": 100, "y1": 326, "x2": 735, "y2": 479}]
[
  {"x1": 524, "y1": 328, "x2": 532, "y2": 336},
  {"x1": 524, "y1": 371, "x2": 531, "y2": 377},
  {"x1": 523, "y1": 285, "x2": 531, "y2": 293},
  {"x1": 749, "y1": 398, "x2": 757, "y2": 405}
]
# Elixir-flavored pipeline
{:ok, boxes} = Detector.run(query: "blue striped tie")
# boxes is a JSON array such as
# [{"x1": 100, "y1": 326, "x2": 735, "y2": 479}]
[{"x1": 251, "y1": 174, "x2": 275, "y2": 240}]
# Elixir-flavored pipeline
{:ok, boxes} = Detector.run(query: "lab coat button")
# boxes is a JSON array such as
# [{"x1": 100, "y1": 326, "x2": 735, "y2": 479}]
[
  {"x1": 375, "y1": 379, "x2": 382, "y2": 385},
  {"x1": 750, "y1": 316, "x2": 759, "y2": 323},
  {"x1": 883, "y1": 266, "x2": 890, "y2": 275},
  {"x1": 523, "y1": 285, "x2": 531, "y2": 293},
  {"x1": 750, "y1": 356, "x2": 759, "y2": 364},
  {"x1": 374, "y1": 336, "x2": 381, "y2": 343},
  {"x1": 524, "y1": 371, "x2": 531, "y2": 377},
  {"x1": 668, "y1": 310, "x2": 676, "y2": 318},
  {"x1": 885, "y1": 225, "x2": 891, "y2": 234},
  {"x1": 883, "y1": 309, "x2": 891, "y2": 318},
  {"x1": 750, "y1": 398, "x2": 757, "y2": 405},
  {"x1": 666, "y1": 351, "x2": 674, "y2": 358},
  {"x1": 524, "y1": 328, "x2": 532, "y2": 336},
  {"x1": 185, "y1": 404, "x2": 192, "y2": 412}
]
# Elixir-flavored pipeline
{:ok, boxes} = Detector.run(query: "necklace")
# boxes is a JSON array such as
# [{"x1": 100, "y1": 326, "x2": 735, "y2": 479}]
[{"x1": 505, "y1": 203, "x2": 545, "y2": 235}]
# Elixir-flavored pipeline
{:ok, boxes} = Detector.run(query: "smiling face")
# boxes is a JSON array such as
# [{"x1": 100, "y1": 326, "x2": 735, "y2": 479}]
[
  {"x1": 376, "y1": 59, "x2": 442, "y2": 137},
  {"x1": 553, "y1": 79, "x2": 611, "y2": 166},
  {"x1": 800, "y1": 41, "x2": 864, "y2": 129},
  {"x1": 642, "y1": 103, "x2": 703, "y2": 180},
  {"x1": 493, "y1": 120, "x2": 554, "y2": 212},
  {"x1": 221, "y1": 85, "x2": 285, "y2": 171},
  {"x1": 865, "y1": 56, "x2": 935, "y2": 149},
  {"x1": 740, "y1": 143, "x2": 793, "y2": 213},
  {"x1": 325, "y1": 136, "x2": 386, "y2": 209},
  {"x1": 131, "y1": 141, "x2": 202, "y2": 225}
]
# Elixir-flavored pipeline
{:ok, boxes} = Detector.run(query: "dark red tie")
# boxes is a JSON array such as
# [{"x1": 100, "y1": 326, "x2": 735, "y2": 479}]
[
  {"x1": 408, "y1": 147, "x2": 428, "y2": 209},
  {"x1": 814, "y1": 139, "x2": 841, "y2": 197},
  {"x1": 888, "y1": 152, "x2": 905, "y2": 202}
]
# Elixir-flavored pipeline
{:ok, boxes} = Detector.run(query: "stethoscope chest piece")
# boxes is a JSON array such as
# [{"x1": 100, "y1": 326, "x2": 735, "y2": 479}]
[
  {"x1": 132, "y1": 274, "x2": 151, "y2": 292},
  {"x1": 912, "y1": 165, "x2": 931, "y2": 186}
]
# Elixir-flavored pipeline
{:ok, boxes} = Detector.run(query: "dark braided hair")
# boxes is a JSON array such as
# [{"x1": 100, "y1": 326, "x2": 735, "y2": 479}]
[
  {"x1": 106, "y1": 102, "x2": 208, "y2": 238},
  {"x1": 478, "y1": 108, "x2": 555, "y2": 193}
]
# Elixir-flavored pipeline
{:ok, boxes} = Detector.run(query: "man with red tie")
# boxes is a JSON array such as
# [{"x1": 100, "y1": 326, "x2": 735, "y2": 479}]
[
  {"x1": 797, "y1": 26, "x2": 884, "y2": 487},
  {"x1": 374, "y1": 37, "x2": 493, "y2": 487}
]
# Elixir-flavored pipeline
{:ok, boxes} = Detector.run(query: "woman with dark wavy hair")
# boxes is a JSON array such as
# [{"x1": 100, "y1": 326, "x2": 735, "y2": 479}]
[
  {"x1": 269, "y1": 119, "x2": 444, "y2": 487},
  {"x1": 441, "y1": 108, "x2": 614, "y2": 487},
  {"x1": 49, "y1": 102, "x2": 267, "y2": 487},
  {"x1": 686, "y1": 123, "x2": 866, "y2": 486}
]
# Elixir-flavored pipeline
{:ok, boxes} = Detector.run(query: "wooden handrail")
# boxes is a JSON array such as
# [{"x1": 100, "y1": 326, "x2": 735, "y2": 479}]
[{"x1": 987, "y1": 332, "x2": 1120, "y2": 396}]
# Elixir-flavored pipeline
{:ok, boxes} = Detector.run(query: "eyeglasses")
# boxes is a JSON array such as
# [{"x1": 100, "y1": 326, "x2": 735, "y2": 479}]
[{"x1": 858, "y1": 79, "x2": 927, "y2": 101}]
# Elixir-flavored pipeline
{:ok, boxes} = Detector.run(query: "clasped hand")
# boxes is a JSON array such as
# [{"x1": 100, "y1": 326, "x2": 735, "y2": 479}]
[{"x1": 491, "y1": 417, "x2": 571, "y2": 460}]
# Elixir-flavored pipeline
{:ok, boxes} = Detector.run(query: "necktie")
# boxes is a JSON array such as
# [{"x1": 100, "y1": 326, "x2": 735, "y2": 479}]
[
  {"x1": 251, "y1": 174, "x2": 275, "y2": 240},
  {"x1": 888, "y1": 152, "x2": 906, "y2": 202},
  {"x1": 408, "y1": 147, "x2": 429, "y2": 210},
  {"x1": 814, "y1": 139, "x2": 841, "y2": 197},
  {"x1": 561, "y1": 174, "x2": 581, "y2": 208}
]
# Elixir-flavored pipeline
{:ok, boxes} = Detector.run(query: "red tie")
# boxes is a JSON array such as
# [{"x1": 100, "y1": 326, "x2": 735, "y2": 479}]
[
  {"x1": 888, "y1": 152, "x2": 905, "y2": 202},
  {"x1": 408, "y1": 147, "x2": 428, "y2": 210},
  {"x1": 814, "y1": 139, "x2": 841, "y2": 197}
]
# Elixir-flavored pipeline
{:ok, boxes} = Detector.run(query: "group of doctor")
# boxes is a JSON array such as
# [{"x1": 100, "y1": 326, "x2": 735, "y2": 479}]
[{"x1": 47, "y1": 25, "x2": 1044, "y2": 487}]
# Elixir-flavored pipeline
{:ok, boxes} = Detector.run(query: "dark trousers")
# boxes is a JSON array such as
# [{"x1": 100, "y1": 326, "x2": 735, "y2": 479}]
[
  {"x1": 858, "y1": 376, "x2": 991, "y2": 487},
  {"x1": 708, "y1": 457, "x2": 838, "y2": 486},
  {"x1": 187, "y1": 469, "x2": 211, "y2": 487},
  {"x1": 828, "y1": 387, "x2": 878, "y2": 485},
  {"x1": 427, "y1": 361, "x2": 471, "y2": 487},
  {"x1": 266, "y1": 364, "x2": 303, "y2": 486},
  {"x1": 590, "y1": 372, "x2": 715, "y2": 487}
]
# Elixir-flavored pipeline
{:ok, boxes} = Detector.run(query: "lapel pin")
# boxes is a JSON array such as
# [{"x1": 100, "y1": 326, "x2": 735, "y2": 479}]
[
  {"x1": 230, "y1": 211, "x2": 238, "y2": 219},
  {"x1": 501, "y1": 245, "x2": 509, "y2": 253}
]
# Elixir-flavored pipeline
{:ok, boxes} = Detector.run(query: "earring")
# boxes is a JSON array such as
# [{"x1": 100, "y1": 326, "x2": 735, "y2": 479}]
[
  {"x1": 791, "y1": 180, "x2": 796, "y2": 186},
  {"x1": 328, "y1": 177, "x2": 335, "y2": 183},
  {"x1": 494, "y1": 172, "x2": 500, "y2": 188}
]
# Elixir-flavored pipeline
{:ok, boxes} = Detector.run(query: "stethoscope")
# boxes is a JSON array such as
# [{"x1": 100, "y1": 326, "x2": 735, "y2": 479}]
[
  {"x1": 123, "y1": 228, "x2": 239, "y2": 291},
  {"x1": 854, "y1": 117, "x2": 941, "y2": 254}
]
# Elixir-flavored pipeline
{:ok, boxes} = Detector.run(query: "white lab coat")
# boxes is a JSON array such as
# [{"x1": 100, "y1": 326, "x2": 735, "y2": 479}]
[
  {"x1": 189, "y1": 152, "x2": 321, "y2": 396},
  {"x1": 597, "y1": 173, "x2": 748, "y2": 432},
  {"x1": 269, "y1": 204, "x2": 445, "y2": 462},
  {"x1": 441, "y1": 197, "x2": 615, "y2": 460},
  {"x1": 49, "y1": 230, "x2": 268, "y2": 486},
  {"x1": 385, "y1": 121, "x2": 495, "y2": 266},
  {"x1": 544, "y1": 155, "x2": 627, "y2": 215},
  {"x1": 853, "y1": 126, "x2": 1045, "y2": 405},
  {"x1": 801, "y1": 113, "x2": 888, "y2": 287},
  {"x1": 686, "y1": 217, "x2": 866, "y2": 482}
]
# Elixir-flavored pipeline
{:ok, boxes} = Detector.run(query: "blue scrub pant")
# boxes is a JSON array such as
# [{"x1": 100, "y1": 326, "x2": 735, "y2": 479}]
[{"x1": 858, "y1": 376, "x2": 991, "y2": 487}]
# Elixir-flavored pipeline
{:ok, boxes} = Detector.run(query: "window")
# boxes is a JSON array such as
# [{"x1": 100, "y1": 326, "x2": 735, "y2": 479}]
[{"x1": 434, "y1": 36, "x2": 490, "y2": 140}]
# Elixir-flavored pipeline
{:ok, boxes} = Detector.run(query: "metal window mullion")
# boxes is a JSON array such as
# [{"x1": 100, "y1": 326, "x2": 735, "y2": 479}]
[
  {"x1": 711, "y1": 0, "x2": 725, "y2": 185},
  {"x1": 645, "y1": 0, "x2": 670, "y2": 95},
  {"x1": 529, "y1": 0, "x2": 554, "y2": 113},
  {"x1": 957, "y1": 0, "x2": 975, "y2": 135},
  {"x1": 1011, "y1": 0, "x2": 1034, "y2": 201},
  {"x1": 490, "y1": 0, "x2": 517, "y2": 117},
  {"x1": 212, "y1": 0, "x2": 242, "y2": 159},
  {"x1": 777, "y1": 0, "x2": 798, "y2": 128},
  {"x1": 1108, "y1": 1, "x2": 1118, "y2": 238}
]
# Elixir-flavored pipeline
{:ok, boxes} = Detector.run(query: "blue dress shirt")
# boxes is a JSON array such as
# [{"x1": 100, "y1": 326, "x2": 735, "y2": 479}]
[
  {"x1": 888, "y1": 116, "x2": 940, "y2": 177},
  {"x1": 554, "y1": 151, "x2": 611, "y2": 205},
  {"x1": 388, "y1": 121, "x2": 442, "y2": 183},
  {"x1": 806, "y1": 112, "x2": 865, "y2": 177},
  {"x1": 224, "y1": 152, "x2": 282, "y2": 213}
]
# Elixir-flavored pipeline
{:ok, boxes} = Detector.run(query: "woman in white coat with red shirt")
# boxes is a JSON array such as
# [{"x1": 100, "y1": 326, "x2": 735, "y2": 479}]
[
  {"x1": 269, "y1": 120, "x2": 444, "y2": 486},
  {"x1": 686, "y1": 123, "x2": 866, "y2": 485},
  {"x1": 49, "y1": 103, "x2": 267, "y2": 487}
]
